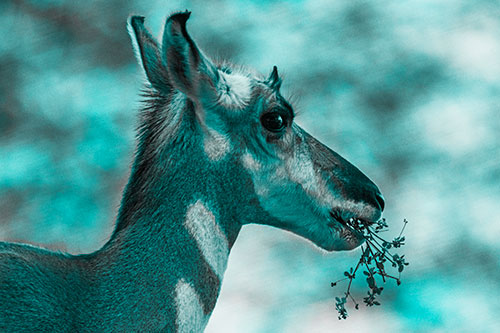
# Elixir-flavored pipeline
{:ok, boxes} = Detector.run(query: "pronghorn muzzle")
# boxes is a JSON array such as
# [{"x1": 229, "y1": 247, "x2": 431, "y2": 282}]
[{"x1": 303, "y1": 128, "x2": 385, "y2": 224}]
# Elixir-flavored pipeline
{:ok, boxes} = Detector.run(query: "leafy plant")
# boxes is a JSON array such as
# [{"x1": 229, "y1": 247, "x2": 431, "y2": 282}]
[{"x1": 331, "y1": 218, "x2": 408, "y2": 320}]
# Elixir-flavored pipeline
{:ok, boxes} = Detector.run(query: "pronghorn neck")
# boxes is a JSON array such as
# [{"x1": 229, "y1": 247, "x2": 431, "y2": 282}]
[
  {"x1": 115, "y1": 91, "x2": 244, "y2": 248},
  {"x1": 90, "y1": 92, "x2": 247, "y2": 330}
]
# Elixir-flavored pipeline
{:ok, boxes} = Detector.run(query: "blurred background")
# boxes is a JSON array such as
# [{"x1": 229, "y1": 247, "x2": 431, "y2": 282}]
[{"x1": 1, "y1": 0, "x2": 499, "y2": 331}]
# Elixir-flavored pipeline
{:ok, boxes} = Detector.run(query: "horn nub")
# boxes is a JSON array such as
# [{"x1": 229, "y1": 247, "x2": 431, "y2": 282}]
[{"x1": 268, "y1": 65, "x2": 282, "y2": 91}]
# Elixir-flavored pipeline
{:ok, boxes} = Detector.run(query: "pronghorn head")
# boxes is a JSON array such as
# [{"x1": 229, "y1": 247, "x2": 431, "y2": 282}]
[{"x1": 128, "y1": 12, "x2": 385, "y2": 252}]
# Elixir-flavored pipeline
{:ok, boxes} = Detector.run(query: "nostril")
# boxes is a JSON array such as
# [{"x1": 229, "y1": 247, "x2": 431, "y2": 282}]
[{"x1": 375, "y1": 193, "x2": 385, "y2": 211}]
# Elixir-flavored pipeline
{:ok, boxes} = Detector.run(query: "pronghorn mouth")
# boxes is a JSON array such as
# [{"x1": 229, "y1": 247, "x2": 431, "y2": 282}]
[{"x1": 328, "y1": 210, "x2": 375, "y2": 233}]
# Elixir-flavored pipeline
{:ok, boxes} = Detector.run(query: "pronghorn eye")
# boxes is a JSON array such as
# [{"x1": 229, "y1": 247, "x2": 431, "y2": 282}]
[{"x1": 260, "y1": 112, "x2": 285, "y2": 132}]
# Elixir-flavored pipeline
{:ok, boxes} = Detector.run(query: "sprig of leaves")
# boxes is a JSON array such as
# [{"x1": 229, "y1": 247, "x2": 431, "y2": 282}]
[{"x1": 331, "y1": 218, "x2": 409, "y2": 320}]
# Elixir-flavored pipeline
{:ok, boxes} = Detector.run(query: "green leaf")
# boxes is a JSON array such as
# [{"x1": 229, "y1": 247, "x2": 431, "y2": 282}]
[{"x1": 367, "y1": 276, "x2": 375, "y2": 289}]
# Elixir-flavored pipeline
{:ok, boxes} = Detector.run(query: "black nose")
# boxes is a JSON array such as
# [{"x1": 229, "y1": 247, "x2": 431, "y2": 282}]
[{"x1": 375, "y1": 193, "x2": 385, "y2": 211}]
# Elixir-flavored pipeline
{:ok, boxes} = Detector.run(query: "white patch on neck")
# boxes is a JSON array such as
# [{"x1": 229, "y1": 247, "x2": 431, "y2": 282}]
[
  {"x1": 217, "y1": 71, "x2": 251, "y2": 109},
  {"x1": 175, "y1": 279, "x2": 208, "y2": 332},
  {"x1": 204, "y1": 128, "x2": 231, "y2": 161},
  {"x1": 184, "y1": 200, "x2": 230, "y2": 281},
  {"x1": 241, "y1": 150, "x2": 261, "y2": 171}
]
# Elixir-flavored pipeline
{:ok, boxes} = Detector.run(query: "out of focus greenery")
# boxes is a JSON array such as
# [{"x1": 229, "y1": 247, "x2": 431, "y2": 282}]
[{"x1": 1, "y1": 0, "x2": 499, "y2": 331}]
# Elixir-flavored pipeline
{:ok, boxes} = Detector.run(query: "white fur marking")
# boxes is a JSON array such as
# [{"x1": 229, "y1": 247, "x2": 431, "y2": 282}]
[
  {"x1": 241, "y1": 151, "x2": 261, "y2": 171},
  {"x1": 204, "y1": 128, "x2": 231, "y2": 160},
  {"x1": 175, "y1": 279, "x2": 208, "y2": 332},
  {"x1": 170, "y1": 91, "x2": 186, "y2": 116},
  {"x1": 185, "y1": 200, "x2": 229, "y2": 281},
  {"x1": 287, "y1": 141, "x2": 321, "y2": 192},
  {"x1": 217, "y1": 71, "x2": 251, "y2": 109}
]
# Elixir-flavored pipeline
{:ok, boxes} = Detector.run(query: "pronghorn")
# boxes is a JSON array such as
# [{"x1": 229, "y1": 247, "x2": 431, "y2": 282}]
[{"x1": 0, "y1": 11, "x2": 385, "y2": 332}]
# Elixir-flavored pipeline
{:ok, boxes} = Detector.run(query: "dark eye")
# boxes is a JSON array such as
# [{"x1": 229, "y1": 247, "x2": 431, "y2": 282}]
[{"x1": 260, "y1": 112, "x2": 286, "y2": 132}]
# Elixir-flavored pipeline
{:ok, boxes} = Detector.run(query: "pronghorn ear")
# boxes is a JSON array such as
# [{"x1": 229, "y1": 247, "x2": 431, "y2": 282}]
[
  {"x1": 267, "y1": 65, "x2": 282, "y2": 91},
  {"x1": 162, "y1": 11, "x2": 218, "y2": 99},
  {"x1": 128, "y1": 16, "x2": 170, "y2": 92}
]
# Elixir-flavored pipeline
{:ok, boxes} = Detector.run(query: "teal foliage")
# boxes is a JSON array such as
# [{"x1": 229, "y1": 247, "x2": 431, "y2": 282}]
[{"x1": 1, "y1": 0, "x2": 499, "y2": 331}]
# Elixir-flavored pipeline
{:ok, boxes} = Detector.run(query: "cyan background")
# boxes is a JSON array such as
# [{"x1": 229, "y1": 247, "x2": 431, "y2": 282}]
[{"x1": 1, "y1": 0, "x2": 499, "y2": 331}]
